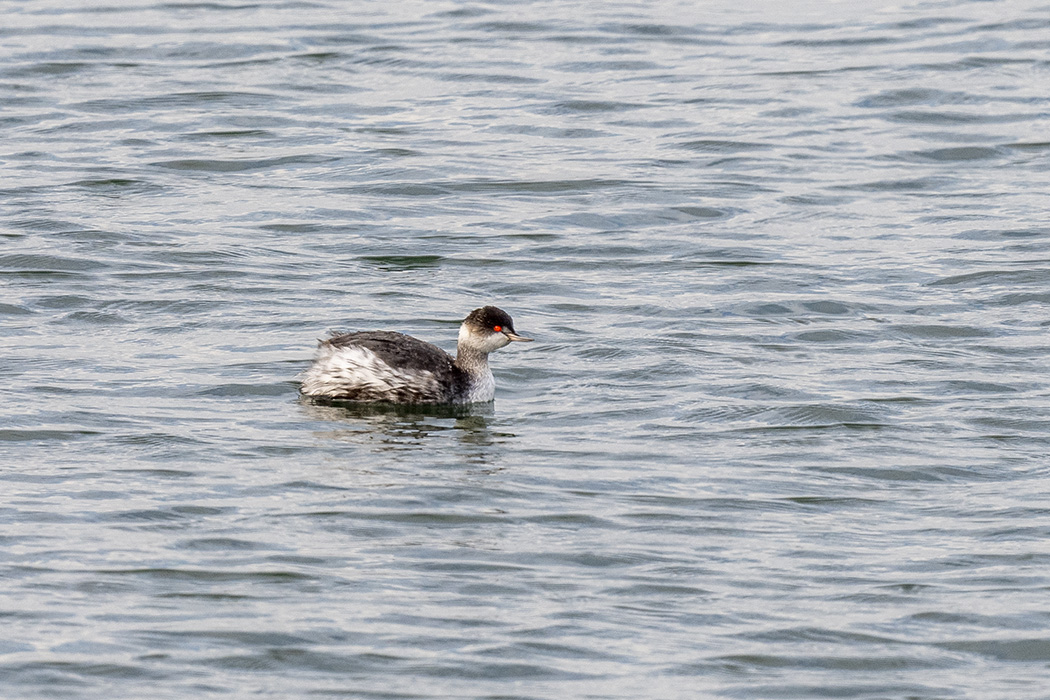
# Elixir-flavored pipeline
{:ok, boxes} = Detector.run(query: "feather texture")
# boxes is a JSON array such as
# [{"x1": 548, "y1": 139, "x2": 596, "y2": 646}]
[{"x1": 299, "y1": 307, "x2": 527, "y2": 404}]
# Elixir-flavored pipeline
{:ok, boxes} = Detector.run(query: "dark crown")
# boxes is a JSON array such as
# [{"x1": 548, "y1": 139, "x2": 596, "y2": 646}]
[{"x1": 464, "y1": 306, "x2": 514, "y2": 332}]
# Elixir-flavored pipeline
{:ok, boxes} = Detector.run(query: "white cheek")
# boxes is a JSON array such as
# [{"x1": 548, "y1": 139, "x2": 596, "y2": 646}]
[
  {"x1": 481, "y1": 333, "x2": 510, "y2": 353},
  {"x1": 460, "y1": 326, "x2": 509, "y2": 353}
]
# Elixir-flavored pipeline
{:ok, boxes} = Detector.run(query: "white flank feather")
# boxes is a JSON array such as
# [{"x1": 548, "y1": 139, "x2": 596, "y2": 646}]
[{"x1": 300, "y1": 344, "x2": 441, "y2": 400}]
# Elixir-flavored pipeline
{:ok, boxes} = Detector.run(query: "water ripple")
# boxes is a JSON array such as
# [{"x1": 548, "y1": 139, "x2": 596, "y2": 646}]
[{"x1": 2, "y1": 0, "x2": 1050, "y2": 698}]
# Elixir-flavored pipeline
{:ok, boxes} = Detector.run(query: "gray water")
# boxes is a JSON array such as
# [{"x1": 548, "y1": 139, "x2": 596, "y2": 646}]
[{"x1": 3, "y1": 0, "x2": 1050, "y2": 697}]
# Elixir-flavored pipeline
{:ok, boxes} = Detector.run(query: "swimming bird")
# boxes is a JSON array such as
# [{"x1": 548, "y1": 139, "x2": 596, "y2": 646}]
[{"x1": 300, "y1": 306, "x2": 532, "y2": 404}]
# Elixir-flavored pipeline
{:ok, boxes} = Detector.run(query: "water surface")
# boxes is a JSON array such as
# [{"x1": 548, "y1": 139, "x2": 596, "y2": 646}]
[{"x1": 2, "y1": 0, "x2": 1050, "y2": 698}]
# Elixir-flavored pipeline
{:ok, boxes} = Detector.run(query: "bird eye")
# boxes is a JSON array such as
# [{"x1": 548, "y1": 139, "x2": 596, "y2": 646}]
[{"x1": 493, "y1": 325, "x2": 502, "y2": 332}]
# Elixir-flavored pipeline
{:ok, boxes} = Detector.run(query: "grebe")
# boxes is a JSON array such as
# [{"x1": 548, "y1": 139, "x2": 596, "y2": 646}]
[{"x1": 300, "y1": 306, "x2": 532, "y2": 404}]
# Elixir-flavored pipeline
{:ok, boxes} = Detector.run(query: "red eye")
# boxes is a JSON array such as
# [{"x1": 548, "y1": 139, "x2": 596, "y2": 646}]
[{"x1": 493, "y1": 325, "x2": 502, "y2": 332}]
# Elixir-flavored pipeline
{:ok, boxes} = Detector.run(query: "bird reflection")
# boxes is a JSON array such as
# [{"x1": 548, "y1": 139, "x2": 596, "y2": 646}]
[{"x1": 299, "y1": 398, "x2": 508, "y2": 469}]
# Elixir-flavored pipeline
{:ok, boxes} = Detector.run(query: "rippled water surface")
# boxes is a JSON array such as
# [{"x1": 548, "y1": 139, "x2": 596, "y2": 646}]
[{"x1": 3, "y1": 0, "x2": 1050, "y2": 697}]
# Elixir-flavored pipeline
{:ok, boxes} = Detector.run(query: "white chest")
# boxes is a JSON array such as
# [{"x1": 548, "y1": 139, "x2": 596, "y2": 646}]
[{"x1": 464, "y1": 369, "x2": 496, "y2": 403}]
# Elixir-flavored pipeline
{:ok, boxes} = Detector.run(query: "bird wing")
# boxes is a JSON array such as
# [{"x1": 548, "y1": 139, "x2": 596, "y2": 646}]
[{"x1": 324, "y1": 331, "x2": 456, "y2": 375}]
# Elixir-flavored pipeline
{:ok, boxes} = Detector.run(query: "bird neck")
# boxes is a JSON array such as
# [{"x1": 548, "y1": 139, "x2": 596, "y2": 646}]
[
  {"x1": 455, "y1": 345, "x2": 490, "y2": 374},
  {"x1": 454, "y1": 324, "x2": 491, "y2": 374}
]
